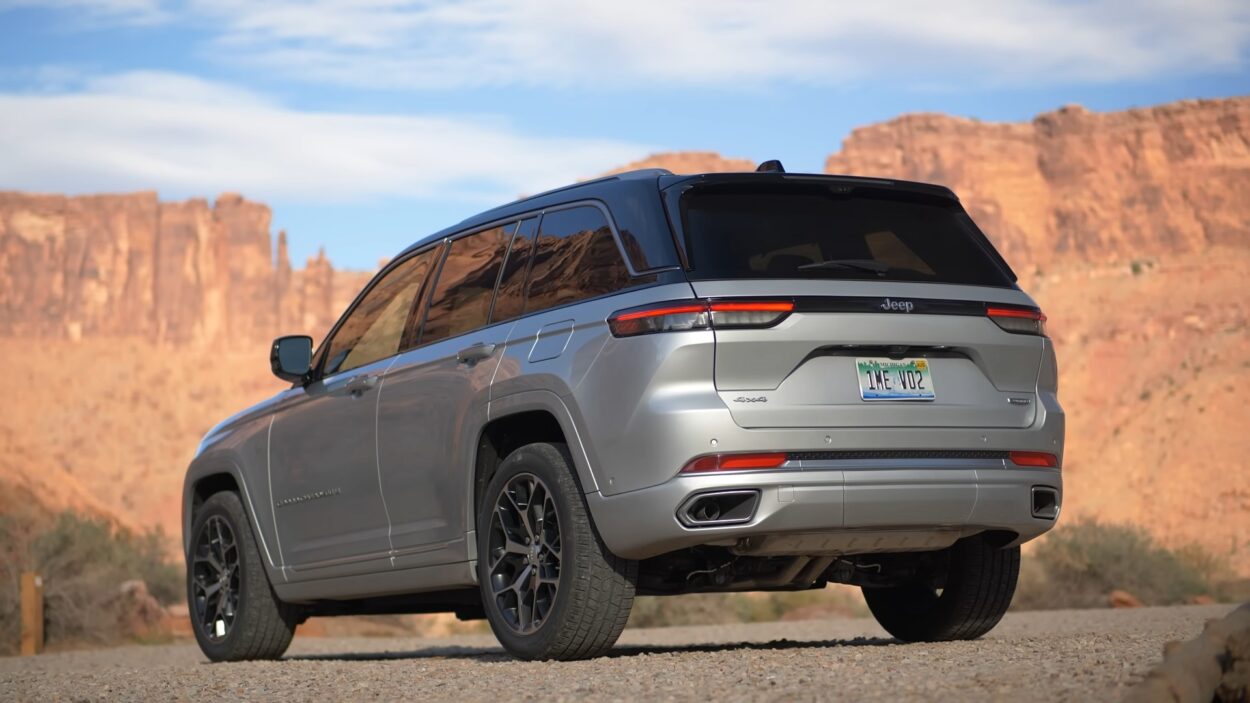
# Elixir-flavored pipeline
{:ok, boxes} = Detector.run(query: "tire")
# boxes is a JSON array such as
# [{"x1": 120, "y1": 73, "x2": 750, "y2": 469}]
[
  {"x1": 187, "y1": 491, "x2": 299, "y2": 661},
  {"x1": 476, "y1": 442, "x2": 637, "y2": 660},
  {"x1": 862, "y1": 535, "x2": 1020, "y2": 642}
]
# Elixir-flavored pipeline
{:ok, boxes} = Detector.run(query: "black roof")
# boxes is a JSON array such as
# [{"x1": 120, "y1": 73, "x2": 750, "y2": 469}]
[{"x1": 396, "y1": 168, "x2": 960, "y2": 258}]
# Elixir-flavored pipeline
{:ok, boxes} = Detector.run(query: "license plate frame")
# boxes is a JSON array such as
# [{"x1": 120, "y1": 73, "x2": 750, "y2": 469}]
[{"x1": 856, "y1": 357, "x2": 936, "y2": 401}]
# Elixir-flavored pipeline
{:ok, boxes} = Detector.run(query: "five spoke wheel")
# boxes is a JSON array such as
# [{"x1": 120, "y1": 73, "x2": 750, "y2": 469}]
[
  {"x1": 487, "y1": 473, "x2": 562, "y2": 634},
  {"x1": 192, "y1": 515, "x2": 240, "y2": 642}
]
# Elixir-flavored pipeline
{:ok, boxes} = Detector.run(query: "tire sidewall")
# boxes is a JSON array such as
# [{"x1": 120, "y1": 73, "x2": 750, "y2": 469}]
[
  {"x1": 476, "y1": 444, "x2": 581, "y2": 659},
  {"x1": 187, "y1": 492, "x2": 255, "y2": 660}
]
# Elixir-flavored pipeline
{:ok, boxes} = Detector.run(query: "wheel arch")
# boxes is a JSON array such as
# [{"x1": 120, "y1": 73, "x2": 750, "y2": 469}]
[
  {"x1": 183, "y1": 457, "x2": 283, "y2": 579},
  {"x1": 473, "y1": 391, "x2": 603, "y2": 536}
]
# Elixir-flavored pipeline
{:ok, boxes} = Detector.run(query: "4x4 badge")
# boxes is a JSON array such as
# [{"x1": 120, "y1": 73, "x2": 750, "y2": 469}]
[{"x1": 880, "y1": 298, "x2": 915, "y2": 313}]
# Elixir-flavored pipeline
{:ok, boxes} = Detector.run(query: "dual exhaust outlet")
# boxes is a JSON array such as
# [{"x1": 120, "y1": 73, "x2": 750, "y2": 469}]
[{"x1": 679, "y1": 485, "x2": 1060, "y2": 527}]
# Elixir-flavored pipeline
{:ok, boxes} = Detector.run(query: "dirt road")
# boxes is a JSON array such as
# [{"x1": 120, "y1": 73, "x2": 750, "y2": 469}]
[{"x1": 1, "y1": 604, "x2": 1233, "y2": 702}]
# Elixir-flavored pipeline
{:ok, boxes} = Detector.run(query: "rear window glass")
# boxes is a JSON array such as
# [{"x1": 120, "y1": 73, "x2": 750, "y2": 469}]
[
  {"x1": 680, "y1": 185, "x2": 1014, "y2": 287},
  {"x1": 420, "y1": 223, "x2": 513, "y2": 344},
  {"x1": 490, "y1": 217, "x2": 538, "y2": 324}
]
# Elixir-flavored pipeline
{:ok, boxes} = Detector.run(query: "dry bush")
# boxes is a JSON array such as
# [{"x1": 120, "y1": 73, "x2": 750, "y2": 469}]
[
  {"x1": 0, "y1": 509, "x2": 181, "y2": 653},
  {"x1": 1014, "y1": 520, "x2": 1233, "y2": 610}
]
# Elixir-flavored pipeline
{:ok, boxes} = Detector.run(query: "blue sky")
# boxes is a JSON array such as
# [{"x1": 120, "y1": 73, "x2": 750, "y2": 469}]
[{"x1": 1, "y1": 1, "x2": 1247, "y2": 269}]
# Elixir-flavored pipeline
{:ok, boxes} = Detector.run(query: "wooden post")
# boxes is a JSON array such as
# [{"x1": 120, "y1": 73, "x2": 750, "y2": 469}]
[{"x1": 20, "y1": 571, "x2": 44, "y2": 656}]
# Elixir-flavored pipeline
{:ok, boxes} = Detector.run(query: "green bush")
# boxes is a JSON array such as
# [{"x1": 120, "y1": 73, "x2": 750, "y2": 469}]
[
  {"x1": 0, "y1": 510, "x2": 181, "y2": 653},
  {"x1": 1013, "y1": 521, "x2": 1231, "y2": 610}
]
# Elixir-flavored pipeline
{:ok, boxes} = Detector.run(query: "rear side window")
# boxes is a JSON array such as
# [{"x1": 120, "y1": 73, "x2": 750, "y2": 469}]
[
  {"x1": 490, "y1": 217, "x2": 538, "y2": 324},
  {"x1": 680, "y1": 185, "x2": 1014, "y2": 287},
  {"x1": 420, "y1": 223, "x2": 514, "y2": 344},
  {"x1": 322, "y1": 252, "x2": 434, "y2": 376},
  {"x1": 525, "y1": 206, "x2": 632, "y2": 314}
]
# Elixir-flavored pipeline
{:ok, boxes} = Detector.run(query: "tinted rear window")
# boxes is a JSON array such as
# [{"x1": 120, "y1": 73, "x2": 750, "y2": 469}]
[
  {"x1": 680, "y1": 185, "x2": 1014, "y2": 287},
  {"x1": 420, "y1": 223, "x2": 513, "y2": 344}
]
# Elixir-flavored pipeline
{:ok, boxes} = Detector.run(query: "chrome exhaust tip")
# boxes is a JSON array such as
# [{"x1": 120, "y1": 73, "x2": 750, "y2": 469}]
[
  {"x1": 1031, "y1": 486, "x2": 1060, "y2": 520},
  {"x1": 678, "y1": 490, "x2": 760, "y2": 528}
]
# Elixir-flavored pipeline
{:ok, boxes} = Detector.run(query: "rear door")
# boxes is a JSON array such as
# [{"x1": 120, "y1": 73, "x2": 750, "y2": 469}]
[
  {"x1": 675, "y1": 180, "x2": 1046, "y2": 430},
  {"x1": 376, "y1": 221, "x2": 516, "y2": 569}
]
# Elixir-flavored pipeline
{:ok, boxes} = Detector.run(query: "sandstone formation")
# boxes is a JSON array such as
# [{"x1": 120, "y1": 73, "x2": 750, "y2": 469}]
[
  {"x1": 605, "y1": 151, "x2": 756, "y2": 176},
  {"x1": 825, "y1": 98, "x2": 1250, "y2": 267},
  {"x1": 0, "y1": 191, "x2": 364, "y2": 344}
]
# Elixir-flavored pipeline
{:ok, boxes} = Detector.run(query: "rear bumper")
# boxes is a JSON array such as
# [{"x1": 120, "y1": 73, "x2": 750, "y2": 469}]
[{"x1": 586, "y1": 459, "x2": 1061, "y2": 560}]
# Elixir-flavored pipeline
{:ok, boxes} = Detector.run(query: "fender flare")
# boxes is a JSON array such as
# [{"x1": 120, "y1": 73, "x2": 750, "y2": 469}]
[
  {"x1": 182, "y1": 456, "x2": 284, "y2": 581},
  {"x1": 480, "y1": 390, "x2": 603, "y2": 518}
]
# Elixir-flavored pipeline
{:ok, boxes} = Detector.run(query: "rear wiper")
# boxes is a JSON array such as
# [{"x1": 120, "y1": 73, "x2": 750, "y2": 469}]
[{"x1": 797, "y1": 258, "x2": 891, "y2": 275}]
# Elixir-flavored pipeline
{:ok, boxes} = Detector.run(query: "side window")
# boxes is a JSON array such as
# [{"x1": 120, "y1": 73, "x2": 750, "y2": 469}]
[
  {"x1": 489, "y1": 217, "x2": 538, "y2": 324},
  {"x1": 322, "y1": 251, "x2": 435, "y2": 377},
  {"x1": 421, "y1": 223, "x2": 514, "y2": 344},
  {"x1": 525, "y1": 206, "x2": 631, "y2": 314}
]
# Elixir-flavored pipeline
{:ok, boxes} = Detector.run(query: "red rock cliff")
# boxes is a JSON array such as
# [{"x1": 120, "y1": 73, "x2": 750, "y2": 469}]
[
  {"x1": 0, "y1": 192, "x2": 363, "y2": 343},
  {"x1": 825, "y1": 98, "x2": 1250, "y2": 267}
]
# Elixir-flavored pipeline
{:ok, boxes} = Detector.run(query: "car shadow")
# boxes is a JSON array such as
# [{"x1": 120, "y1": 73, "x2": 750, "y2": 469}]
[{"x1": 287, "y1": 636, "x2": 896, "y2": 663}]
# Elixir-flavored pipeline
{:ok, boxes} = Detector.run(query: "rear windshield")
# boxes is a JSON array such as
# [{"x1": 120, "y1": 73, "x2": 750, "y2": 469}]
[{"x1": 679, "y1": 184, "x2": 1015, "y2": 287}]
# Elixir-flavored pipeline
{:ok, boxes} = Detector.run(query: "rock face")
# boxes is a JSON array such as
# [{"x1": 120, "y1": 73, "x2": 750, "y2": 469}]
[
  {"x1": 825, "y1": 98, "x2": 1250, "y2": 267},
  {"x1": 0, "y1": 191, "x2": 364, "y2": 343},
  {"x1": 605, "y1": 151, "x2": 756, "y2": 175}
]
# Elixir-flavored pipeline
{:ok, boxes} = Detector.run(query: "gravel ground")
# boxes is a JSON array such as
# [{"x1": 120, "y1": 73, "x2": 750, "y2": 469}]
[{"x1": 0, "y1": 604, "x2": 1234, "y2": 702}]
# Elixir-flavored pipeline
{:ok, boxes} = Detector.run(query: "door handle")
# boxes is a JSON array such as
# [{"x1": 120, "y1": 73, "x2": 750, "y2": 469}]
[
  {"x1": 344, "y1": 374, "x2": 379, "y2": 397},
  {"x1": 456, "y1": 342, "x2": 497, "y2": 365}
]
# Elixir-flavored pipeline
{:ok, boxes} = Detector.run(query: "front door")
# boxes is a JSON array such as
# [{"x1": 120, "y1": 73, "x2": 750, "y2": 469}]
[{"x1": 269, "y1": 251, "x2": 436, "y2": 577}]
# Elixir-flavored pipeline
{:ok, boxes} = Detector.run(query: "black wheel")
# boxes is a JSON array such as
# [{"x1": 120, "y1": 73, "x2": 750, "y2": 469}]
[
  {"x1": 188, "y1": 491, "x2": 299, "y2": 661},
  {"x1": 862, "y1": 535, "x2": 1020, "y2": 642},
  {"x1": 477, "y1": 442, "x2": 637, "y2": 660}
]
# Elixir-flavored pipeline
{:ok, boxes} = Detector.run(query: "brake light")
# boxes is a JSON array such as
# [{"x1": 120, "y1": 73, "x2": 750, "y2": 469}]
[
  {"x1": 987, "y1": 306, "x2": 1047, "y2": 336},
  {"x1": 1009, "y1": 451, "x2": 1058, "y2": 468},
  {"x1": 681, "y1": 452, "x2": 789, "y2": 473},
  {"x1": 608, "y1": 300, "x2": 793, "y2": 337}
]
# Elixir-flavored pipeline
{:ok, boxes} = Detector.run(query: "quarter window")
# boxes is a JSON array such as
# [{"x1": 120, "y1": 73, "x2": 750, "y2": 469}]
[
  {"x1": 421, "y1": 223, "x2": 514, "y2": 344},
  {"x1": 525, "y1": 206, "x2": 631, "y2": 314},
  {"x1": 322, "y1": 251, "x2": 435, "y2": 376}
]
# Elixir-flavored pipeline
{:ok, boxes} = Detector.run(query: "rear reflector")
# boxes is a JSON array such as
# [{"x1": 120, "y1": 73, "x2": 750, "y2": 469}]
[
  {"x1": 1009, "y1": 451, "x2": 1059, "y2": 468},
  {"x1": 987, "y1": 306, "x2": 1047, "y2": 336},
  {"x1": 608, "y1": 299, "x2": 793, "y2": 337},
  {"x1": 681, "y1": 452, "x2": 789, "y2": 473}
]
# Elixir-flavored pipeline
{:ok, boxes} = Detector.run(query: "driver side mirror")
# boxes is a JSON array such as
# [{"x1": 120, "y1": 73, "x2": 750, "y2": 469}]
[{"x1": 270, "y1": 335, "x2": 313, "y2": 383}]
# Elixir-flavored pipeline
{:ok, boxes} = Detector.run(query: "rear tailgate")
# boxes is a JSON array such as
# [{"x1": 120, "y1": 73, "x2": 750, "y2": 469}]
[
  {"x1": 669, "y1": 175, "x2": 1046, "y2": 431},
  {"x1": 694, "y1": 280, "x2": 1043, "y2": 429}
]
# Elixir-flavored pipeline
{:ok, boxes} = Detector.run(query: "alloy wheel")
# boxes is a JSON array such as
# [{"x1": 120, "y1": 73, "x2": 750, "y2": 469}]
[
  {"x1": 487, "y1": 473, "x2": 562, "y2": 634},
  {"x1": 192, "y1": 515, "x2": 240, "y2": 642}
]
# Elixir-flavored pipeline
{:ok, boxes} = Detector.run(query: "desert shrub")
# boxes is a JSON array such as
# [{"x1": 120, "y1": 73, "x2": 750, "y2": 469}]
[
  {"x1": 1013, "y1": 521, "x2": 1230, "y2": 610},
  {"x1": 0, "y1": 510, "x2": 181, "y2": 653}
]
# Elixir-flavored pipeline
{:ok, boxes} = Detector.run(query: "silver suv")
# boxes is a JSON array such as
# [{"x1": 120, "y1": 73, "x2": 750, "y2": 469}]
[{"x1": 183, "y1": 165, "x2": 1063, "y2": 662}]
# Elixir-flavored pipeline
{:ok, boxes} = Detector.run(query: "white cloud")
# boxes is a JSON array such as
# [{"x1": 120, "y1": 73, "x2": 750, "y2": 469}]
[
  {"x1": 0, "y1": 72, "x2": 651, "y2": 201},
  {"x1": 180, "y1": 0, "x2": 1250, "y2": 89}
]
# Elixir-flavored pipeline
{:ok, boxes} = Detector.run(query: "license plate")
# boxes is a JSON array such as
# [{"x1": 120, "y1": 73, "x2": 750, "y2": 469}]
[{"x1": 856, "y1": 357, "x2": 935, "y2": 401}]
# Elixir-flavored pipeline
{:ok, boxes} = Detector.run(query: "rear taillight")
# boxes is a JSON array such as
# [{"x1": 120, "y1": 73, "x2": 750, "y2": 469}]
[
  {"x1": 1009, "y1": 451, "x2": 1059, "y2": 468},
  {"x1": 681, "y1": 452, "x2": 789, "y2": 473},
  {"x1": 608, "y1": 300, "x2": 793, "y2": 337},
  {"x1": 987, "y1": 306, "x2": 1047, "y2": 336}
]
